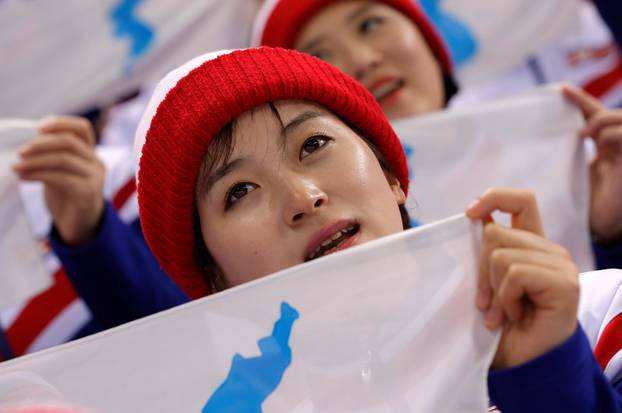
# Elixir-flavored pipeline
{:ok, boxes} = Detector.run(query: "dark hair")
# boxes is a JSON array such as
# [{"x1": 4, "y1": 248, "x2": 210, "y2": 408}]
[
  {"x1": 193, "y1": 105, "x2": 411, "y2": 291},
  {"x1": 443, "y1": 72, "x2": 459, "y2": 107}
]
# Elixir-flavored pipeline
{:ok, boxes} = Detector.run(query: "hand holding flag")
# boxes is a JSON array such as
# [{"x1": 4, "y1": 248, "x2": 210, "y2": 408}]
[
  {"x1": 12, "y1": 117, "x2": 105, "y2": 245},
  {"x1": 466, "y1": 187, "x2": 580, "y2": 369},
  {"x1": 563, "y1": 85, "x2": 622, "y2": 243}
]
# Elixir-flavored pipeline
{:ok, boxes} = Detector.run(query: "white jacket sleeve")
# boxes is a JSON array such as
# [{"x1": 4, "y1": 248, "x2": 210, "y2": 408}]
[{"x1": 579, "y1": 269, "x2": 622, "y2": 383}]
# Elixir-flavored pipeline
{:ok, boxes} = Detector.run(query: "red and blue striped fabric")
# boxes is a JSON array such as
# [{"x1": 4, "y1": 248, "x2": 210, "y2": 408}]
[{"x1": 0, "y1": 148, "x2": 138, "y2": 361}]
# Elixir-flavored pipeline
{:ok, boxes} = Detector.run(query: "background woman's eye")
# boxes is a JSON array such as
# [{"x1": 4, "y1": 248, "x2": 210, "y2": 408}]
[
  {"x1": 311, "y1": 50, "x2": 332, "y2": 61},
  {"x1": 359, "y1": 16, "x2": 383, "y2": 34},
  {"x1": 300, "y1": 135, "x2": 331, "y2": 159},
  {"x1": 226, "y1": 182, "x2": 258, "y2": 208}
]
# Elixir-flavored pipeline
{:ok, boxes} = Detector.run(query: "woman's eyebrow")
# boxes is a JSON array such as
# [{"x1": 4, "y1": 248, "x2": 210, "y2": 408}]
[
  {"x1": 346, "y1": 3, "x2": 374, "y2": 23},
  {"x1": 300, "y1": 3, "x2": 374, "y2": 52},
  {"x1": 300, "y1": 36, "x2": 327, "y2": 54},
  {"x1": 282, "y1": 111, "x2": 325, "y2": 136},
  {"x1": 205, "y1": 158, "x2": 243, "y2": 192}
]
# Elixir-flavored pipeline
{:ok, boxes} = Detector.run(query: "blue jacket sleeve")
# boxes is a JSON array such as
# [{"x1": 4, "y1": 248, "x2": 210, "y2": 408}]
[
  {"x1": 488, "y1": 325, "x2": 622, "y2": 412},
  {"x1": 592, "y1": 0, "x2": 622, "y2": 51},
  {"x1": 594, "y1": 240, "x2": 622, "y2": 270},
  {"x1": 49, "y1": 202, "x2": 189, "y2": 328}
]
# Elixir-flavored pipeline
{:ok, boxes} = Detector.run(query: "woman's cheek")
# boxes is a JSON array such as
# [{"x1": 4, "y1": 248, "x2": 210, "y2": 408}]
[
  {"x1": 331, "y1": 146, "x2": 385, "y2": 194},
  {"x1": 210, "y1": 227, "x2": 277, "y2": 285}
]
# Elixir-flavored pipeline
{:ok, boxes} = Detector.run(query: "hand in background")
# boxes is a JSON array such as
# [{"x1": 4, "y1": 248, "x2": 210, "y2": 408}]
[
  {"x1": 13, "y1": 116, "x2": 105, "y2": 245},
  {"x1": 564, "y1": 85, "x2": 622, "y2": 243}
]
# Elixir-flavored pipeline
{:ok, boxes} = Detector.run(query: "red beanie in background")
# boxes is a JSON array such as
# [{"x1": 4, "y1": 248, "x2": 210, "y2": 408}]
[{"x1": 252, "y1": 0, "x2": 453, "y2": 75}]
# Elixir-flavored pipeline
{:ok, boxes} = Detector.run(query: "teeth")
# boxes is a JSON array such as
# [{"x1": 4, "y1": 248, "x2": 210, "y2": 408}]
[
  {"x1": 307, "y1": 224, "x2": 358, "y2": 262},
  {"x1": 372, "y1": 80, "x2": 402, "y2": 100}
]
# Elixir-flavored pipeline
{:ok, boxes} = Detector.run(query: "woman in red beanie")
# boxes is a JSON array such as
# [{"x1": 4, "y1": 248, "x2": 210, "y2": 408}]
[
  {"x1": 134, "y1": 47, "x2": 622, "y2": 412},
  {"x1": 252, "y1": 0, "x2": 457, "y2": 120}
]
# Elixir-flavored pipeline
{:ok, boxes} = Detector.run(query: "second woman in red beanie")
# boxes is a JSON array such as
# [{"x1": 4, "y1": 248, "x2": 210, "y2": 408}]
[{"x1": 252, "y1": 0, "x2": 457, "y2": 120}]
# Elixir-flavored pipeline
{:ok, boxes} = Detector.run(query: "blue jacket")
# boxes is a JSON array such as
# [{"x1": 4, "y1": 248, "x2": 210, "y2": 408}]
[
  {"x1": 595, "y1": 241, "x2": 622, "y2": 272},
  {"x1": 489, "y1": 326, "x2": 622, "y2": 412},
  {"x1": 593, "y1": 0, "x2": 622, "y2": 51},
  {"x1": 50, "y1": 202, "x2": 188, "y2": 329}
]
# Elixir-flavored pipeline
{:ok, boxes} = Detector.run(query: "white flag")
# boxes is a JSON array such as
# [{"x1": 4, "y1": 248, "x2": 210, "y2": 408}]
[
  {"x1": 423, "y1": 0, "x2": 580, "y2": 85},
  {"x1": 0, "y1": 0, "x2": 260, "y2": 118},
  {"x1": 0, "y1": 120, "x2": 50, "y2": 309},
  {"x1": 3, "y1": 1, "x2": 580, "y2": 117},
  {"x1": 0, "y1": 215, "x2": 499, "y2": 413},
  {"x1": 393, "y1": 86, "x2": 594, "y2": 271}
]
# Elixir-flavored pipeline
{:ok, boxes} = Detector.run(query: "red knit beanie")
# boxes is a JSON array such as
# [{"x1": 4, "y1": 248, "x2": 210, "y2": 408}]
[
  {"x1": 251, "y1": 0, "x2": 452, "y2": 75},
  {"x1": 134, "y1": 47, "x2": 409, "y2": 299}
]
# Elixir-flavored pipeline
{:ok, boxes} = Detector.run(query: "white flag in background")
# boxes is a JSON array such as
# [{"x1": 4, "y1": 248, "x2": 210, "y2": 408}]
[
  {"x1": 0, "y1": 0, "x2": 260, "y2": 118},
  {"x1": 1, "y1": 0, "x2": 578, "y2": 117},
  {"x1": 393, "y1": 86, "x2": 593, "y2": 271},
  {"x1": 0, "y1": 120, "x2": 50, "y2": 309},
  {"x1": 425, "y1": 0, "x2": 580, "y2": 84},
  {"x1": 0, "y1": 215, "x2": 499, "y2": 413}
]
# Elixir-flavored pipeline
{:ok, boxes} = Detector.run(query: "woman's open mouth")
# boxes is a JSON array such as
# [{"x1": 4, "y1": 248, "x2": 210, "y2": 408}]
[
  {"x1": 305, "y1": 223, "x2": 360, "y2": 262},
  {"x1": 369, "y1": 78, "x2": 406, "y2": 108}
]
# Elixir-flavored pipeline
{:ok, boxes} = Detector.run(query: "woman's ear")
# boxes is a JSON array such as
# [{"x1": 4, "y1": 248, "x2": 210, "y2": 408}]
[
  {"x1": 205, "y1": 263, "x2": 229, "y2": 292},
  {"x1": 390, "y1": 180, "x2": 406, "y2": 206},
  {"x1": 384, "y1": 171, "x2": 406, "y2": 205}
]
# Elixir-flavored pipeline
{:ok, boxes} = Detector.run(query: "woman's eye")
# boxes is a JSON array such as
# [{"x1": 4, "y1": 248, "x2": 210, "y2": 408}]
[
  {"x1": 359, "y1": 16, "x2": 383, "y2": 34},
  {"x1": 225, "y1": 182, "x2": 258, "y2": 209},
  {"x1": 310, "y1": 50, "x2": 332, "y2": 62},
  {"x1": 300, "y1": 135, "x2": 331, "y2": 159}
]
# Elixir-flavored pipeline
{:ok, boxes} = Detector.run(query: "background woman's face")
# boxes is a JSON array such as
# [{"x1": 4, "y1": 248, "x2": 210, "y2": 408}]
[
  {"x1": 196, "y1": 100, "x2": 405, "y2": 286},
  {"x1": 295, "y1": 1, "x2": 445, "y2": 120}
]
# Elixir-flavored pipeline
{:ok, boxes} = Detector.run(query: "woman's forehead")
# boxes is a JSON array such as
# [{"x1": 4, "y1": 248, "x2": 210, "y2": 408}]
[
  {"x1": 200, "y1": 99, "x2": 345, "y2": 179},
  {"x1": 236, "y1": 100, "x2": 334, "y2": 130},
  {"x1": 227, "y1": 100, "x2": 351, "y2": 158}
]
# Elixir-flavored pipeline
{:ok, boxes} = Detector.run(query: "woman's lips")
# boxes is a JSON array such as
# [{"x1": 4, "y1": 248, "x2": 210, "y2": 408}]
[
  {"x1": 304, "y1": 220, "x2": 360, "y2": 262},
  {"x1": 368, "y1": 77, "x2": 405, "y2": 109},
  {"x1": 376, "y1": 85, "x2": 404, "y2": 109}
]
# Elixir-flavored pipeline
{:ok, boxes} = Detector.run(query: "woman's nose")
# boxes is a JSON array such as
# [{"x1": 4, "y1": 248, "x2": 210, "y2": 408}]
[
  {"x1": 344, "y1": 44, "x2": 381, "y2": 81},
  {"x1": 283, "y1": 178, "x2": 328, "y2": 225}
]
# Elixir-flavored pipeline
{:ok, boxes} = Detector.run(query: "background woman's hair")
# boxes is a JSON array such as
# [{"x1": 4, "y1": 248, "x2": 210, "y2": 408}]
[
  {"x1": 193, "y1": 104, "x2": 412, "y2": 291},
  {"x1": 443, "y1": 72, "x2": 459, "y2": 106}
]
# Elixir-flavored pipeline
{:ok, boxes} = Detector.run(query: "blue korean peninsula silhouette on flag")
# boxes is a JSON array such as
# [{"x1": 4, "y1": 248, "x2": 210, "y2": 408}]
[
  {"x1": 109, "y1": 0, "x2": 154, "y2": 73},
  {"x1": 202, "y1": 302, "x2": 299, "y2": 413}
]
